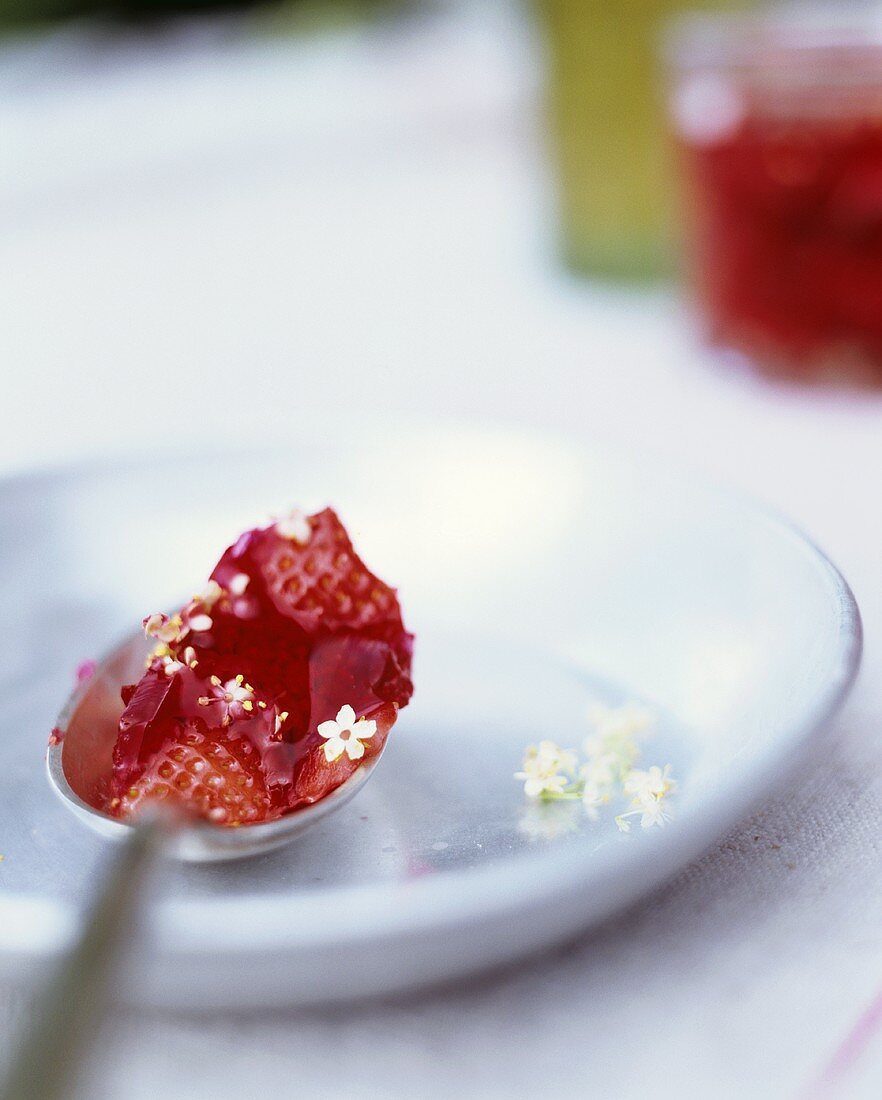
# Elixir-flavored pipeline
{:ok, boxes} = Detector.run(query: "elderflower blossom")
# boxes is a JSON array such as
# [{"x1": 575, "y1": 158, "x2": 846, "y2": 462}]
[
  {"x1": 318, "y1": 704, "x2": 377, "y2": 763},
  {"x1": 515, "y1": 741, "x2": 578, "y2": 800},
  {"x1": 229, "y1": 573, "x2": 250, "y2": 596},
  {"x1": 615, "y1": 796, "x2": 675, "y2": 832},
  {"x1": 143, "y1": 612, "x2": 186, "y2": 645},
  {"x1": 583, "y1": 702, "x2": 653, "y2": 780},
  {"x1": 275, "y1": 508, "x2": 311, "y2": 545},
  {"x1": 637, "y1": 797, "x2": 674, "y2": 829},
  {"x1": 616, "y1": 764, "x2": 677, "y2": 832},
  {"x1": 516, "y1": 702, "x2": 676, "y2": 833},
  {"x1": 579, "y1": 753, "x2": 617, "y2": 818},
  {"x1": 623, "y1": 764, "x2": 677, "y2": 804},
  {"x1": 193, "y1": 579, "x2": 224, "y2": 612},
  {"x1": 197, "y1": 674, "x2": 255, "y2": 726}
]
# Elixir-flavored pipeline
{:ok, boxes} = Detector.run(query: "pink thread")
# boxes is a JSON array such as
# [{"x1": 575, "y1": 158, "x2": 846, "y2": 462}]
[{"x1": 804, "y1": 984, "x2": 882, "y2": 1098}]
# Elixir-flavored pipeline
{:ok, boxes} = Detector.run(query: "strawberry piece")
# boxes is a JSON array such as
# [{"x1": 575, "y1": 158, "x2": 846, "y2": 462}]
[
  {"x1": 210, "y1": 508, "x2": 413, "y2": 689},
  {"x1": 115, "y1": 725, "x2": 275, "y2": 827},
  {"x1": 292, "y1": 701, "x2": 397, "y2": 806},
  {"x1": 110, "y1": 508, "x2": 413, "y2": 824}
]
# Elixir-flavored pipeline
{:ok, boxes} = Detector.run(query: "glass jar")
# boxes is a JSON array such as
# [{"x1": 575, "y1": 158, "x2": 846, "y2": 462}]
[
  {"x1": 668, "y1": 6, "x2": 882, "y2": 383},
  {"x1": 537, "y1": 0, "x2": 753, "y2": 282}
]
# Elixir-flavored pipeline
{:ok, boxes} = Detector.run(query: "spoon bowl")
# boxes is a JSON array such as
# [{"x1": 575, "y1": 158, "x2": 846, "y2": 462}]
[{"x1": 47, "y1": 629, "x2": 386, "y2": 862}]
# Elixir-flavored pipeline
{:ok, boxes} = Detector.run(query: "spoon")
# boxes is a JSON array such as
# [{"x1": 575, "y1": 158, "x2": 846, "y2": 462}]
[
  {"x1": 47, "y1": 628, "x2": 385, "y2": 861},
  {"x1": 1, "y1": 627, "x2": 385, "y2": 1100}
]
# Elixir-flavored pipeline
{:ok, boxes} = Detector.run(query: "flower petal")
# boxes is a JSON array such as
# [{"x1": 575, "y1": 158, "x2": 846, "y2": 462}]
[
  {"x1": 323, "y1": 737, "x2": 346, "y2": 763},
  {"x1": 335, "y1": 704, "x2": 356, "y2": 728},
  {"x1": 345, "y1": 738, "x2": 366, "y2": 760}
]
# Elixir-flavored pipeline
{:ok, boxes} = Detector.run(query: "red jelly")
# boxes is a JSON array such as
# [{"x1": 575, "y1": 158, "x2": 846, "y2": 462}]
[
  {"x1": 671, "y1": 15, "x2": 882, "y2": 383},
  {"x1": 110, "y1": 508, "x2": 413, "y2": 825}
]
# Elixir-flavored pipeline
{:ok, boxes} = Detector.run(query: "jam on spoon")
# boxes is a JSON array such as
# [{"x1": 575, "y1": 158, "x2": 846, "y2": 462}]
[{"x1": 109, "y1": 508, "x2": 413, "y2": 826}]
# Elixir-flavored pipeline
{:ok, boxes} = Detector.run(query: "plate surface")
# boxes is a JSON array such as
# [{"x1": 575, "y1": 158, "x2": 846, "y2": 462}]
[{"x1": 0, "y1": 423, "x2": 861, "y2": 1007}]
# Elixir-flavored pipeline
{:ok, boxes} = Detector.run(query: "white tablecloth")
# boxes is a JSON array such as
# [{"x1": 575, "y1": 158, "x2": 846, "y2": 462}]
[{"x1": 2, "y1": 4, "x2": 881, "y2": 1096}]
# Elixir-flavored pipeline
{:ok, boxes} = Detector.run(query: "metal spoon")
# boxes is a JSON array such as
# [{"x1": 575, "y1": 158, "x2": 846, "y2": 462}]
[
  {"x1": 47, "y1": 628, "x2": 384, "y2": 861},
  {"x1": 1, "y1": 628, "x2": 385, "y2": 1100}
]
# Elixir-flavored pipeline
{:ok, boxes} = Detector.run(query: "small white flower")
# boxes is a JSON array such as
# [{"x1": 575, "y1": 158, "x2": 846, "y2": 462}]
[
  {"x1": 275, "y1": 508, "x2": 311, "y2": 545},
  {"x1": 143, "y1": 612, "x2": 186, "y2": 645},
  {"x1": 207, "y1": 674, "x2": 255, "y2": 725},
  {"x1": 515, "y1": 740, "x2": 577, "y2": 800},
  {"x1": 318, "y1": 704, "x2": 377, "y2": 763},
  {"x1": 584, "y1": 702, "x2": 652, "y2": 756},
  {"x1": 639, "y1": 798, "x2": 674, "y2": 829},
  {"x1": 149, "y1": 644, "x2": 185, "y2": 677},
  {"x1": 624, "y1": 764, "x2": 677, "y2": 804},
  {"x1": 188, "y1": 613, "x2": 214, "y2": 633},
  {"x1": 618, "y1": 765, "x2": 676, "y2": 831},
  {"x1": 194, "y1": 579, "x2": 225, "y2": 611},
  {"x1": 521, "y1": 771, "x2": 569, "y2": 799},
  {"x1": 515, "y1": 703, "x2": 676, "y2": 835},
  {"x1": 229, "y1": 573, "x2": 250, "y2": 596}
]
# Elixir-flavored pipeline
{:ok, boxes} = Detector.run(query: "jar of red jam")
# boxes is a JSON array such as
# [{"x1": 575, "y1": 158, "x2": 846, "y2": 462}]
[{"x1": 668, "y1": 9, "x2": 882, "y2": 384}]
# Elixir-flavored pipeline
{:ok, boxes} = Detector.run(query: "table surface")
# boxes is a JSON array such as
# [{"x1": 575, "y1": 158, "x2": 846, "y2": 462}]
[{"x1": 2, "y1": 4, "x2": 881, "y2": 1097}]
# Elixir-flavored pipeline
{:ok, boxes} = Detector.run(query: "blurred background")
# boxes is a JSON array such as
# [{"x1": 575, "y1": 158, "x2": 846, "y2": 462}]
[
  {"x1": 5, "y1": 0, "x2": 882, "y2": 487},
  {"x1": 4, "y1": 0, "x2": 882, "y2": 1096}
]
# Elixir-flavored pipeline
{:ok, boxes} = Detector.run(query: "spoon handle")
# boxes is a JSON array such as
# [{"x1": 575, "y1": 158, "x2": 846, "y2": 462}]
[{"x1": 0, "y1": 816, "x2": 168, "y2": 1100}]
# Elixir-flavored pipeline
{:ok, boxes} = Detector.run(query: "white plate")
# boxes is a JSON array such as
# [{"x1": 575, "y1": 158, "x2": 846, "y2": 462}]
[{"x1": 0, "y1": 422, "x2": 861, "y2": 1008}]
